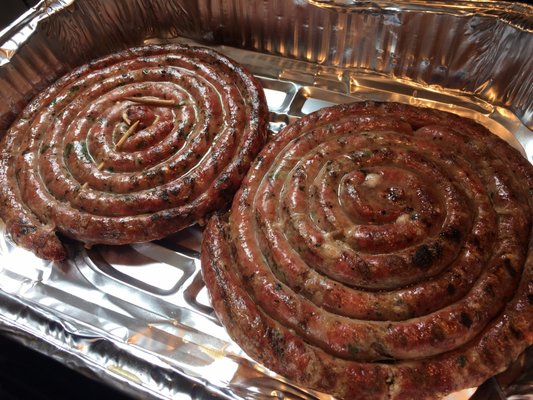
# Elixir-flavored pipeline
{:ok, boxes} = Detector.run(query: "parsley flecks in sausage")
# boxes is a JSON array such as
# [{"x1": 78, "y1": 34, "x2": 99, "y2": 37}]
[{"x1": 201, "y1": 101, "x2": 533, "y2": 400}]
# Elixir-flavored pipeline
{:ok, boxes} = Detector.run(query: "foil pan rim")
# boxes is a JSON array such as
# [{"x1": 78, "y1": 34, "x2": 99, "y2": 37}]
[
  {"x1": 2, "y1": 0, "x2": 533, "y2": 64},
  {"x1": 306, "y1": 1, "x2": 533, "y2": 31},
  {"x1": 305, "y1": 0, "x2": 533, "y2": 15},
  {"x1": 0, "y1": 0, "x2": 74, "y2": 65}
]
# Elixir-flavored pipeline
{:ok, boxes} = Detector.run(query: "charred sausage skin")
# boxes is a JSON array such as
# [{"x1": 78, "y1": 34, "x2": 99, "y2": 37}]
[
  {"x1": 0, "y1": 44, "x2": 268, "y2": 260},
  {"x1": 201, "y1": 101, "x2": 533, "y2": 399}
]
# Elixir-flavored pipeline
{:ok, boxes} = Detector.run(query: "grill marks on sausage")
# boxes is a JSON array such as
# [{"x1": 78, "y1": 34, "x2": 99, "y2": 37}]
[
  {"x1": 0, "y1": 44, "x2": 268, "y2": 259},
  {"x1": 412, "y1": 243, "x2": 441, "y2": 269},
  {"x1": 201, "y1": 101, "x2": 533, "y2": 399}
]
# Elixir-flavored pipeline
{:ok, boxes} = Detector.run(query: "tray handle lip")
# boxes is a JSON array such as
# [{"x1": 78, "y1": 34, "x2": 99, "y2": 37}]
[
  {"x1": 303, "y1": 0, "x2": 533, "y2": 29},
  {"x1": 0, "y1": 0, "x2": 76, "y2": 65}
]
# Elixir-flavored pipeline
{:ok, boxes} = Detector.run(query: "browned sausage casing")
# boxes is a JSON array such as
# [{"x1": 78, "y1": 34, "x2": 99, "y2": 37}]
[
  {"x1": 201, "y1": 101, "x2": 533, "y2": 399},
  {"x1": 0, "y1": 44, "x2": 268, "y2": 260}
]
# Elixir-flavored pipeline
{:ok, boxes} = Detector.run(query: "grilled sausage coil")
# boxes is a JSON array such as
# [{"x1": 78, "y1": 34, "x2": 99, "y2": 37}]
[
  {"x1": 201, "y1": 101, "x2": 533, "y2": 399},
  {"x1": 0, "y1": 44, "x2": 268, "y2": 260}
]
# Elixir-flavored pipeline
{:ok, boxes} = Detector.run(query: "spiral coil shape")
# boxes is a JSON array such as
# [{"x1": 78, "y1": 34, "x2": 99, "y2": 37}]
[
  {"x1": 202, "y1": 102, "x2": 533, "y2": 399},
  {"x1": 0, "y1": 44, "x2": 268, "y2": 260}
]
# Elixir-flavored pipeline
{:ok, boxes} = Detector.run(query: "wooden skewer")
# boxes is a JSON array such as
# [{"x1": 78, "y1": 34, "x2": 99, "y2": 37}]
[
  {"x1": 115, "y1": 120, "x2": 140, "y2": 149},
  {"x1": 80, "y1": 161, "x2": 106, "y2": 191},
  {"x1": 122, "y1": 110, "x2": 131, "y2": 125},
  {"x1": 124, "y1": 96, "x2": 177, "y2": 107},
  {"x1": 80, "y1": 119, "x2": 142, "y2": 191}
]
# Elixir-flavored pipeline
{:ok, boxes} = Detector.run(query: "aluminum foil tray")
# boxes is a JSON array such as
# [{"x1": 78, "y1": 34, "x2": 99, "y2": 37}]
[{"x1": 0, "y1": 1, "x2": 532, "y2": 399}]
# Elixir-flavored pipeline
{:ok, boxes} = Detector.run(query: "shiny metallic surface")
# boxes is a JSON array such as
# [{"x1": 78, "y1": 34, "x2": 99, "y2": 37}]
[{"x1": 0, "y1": 1, "x2": 532, "y2": 399}]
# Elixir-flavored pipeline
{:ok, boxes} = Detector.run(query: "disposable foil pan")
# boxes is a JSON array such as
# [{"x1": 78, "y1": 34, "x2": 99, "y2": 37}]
[{"x1": 0, "y1": 1, "x2": 532, "y2": 399}]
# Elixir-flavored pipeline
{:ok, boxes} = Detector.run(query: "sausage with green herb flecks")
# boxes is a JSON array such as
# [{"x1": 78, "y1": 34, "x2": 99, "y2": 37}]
[
  {"x1": 201, "y1": 101, "x2": 533, "y2": 399},
  {"x1": 0, "y1": 44, "x2": 268, "y2": 260}
]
